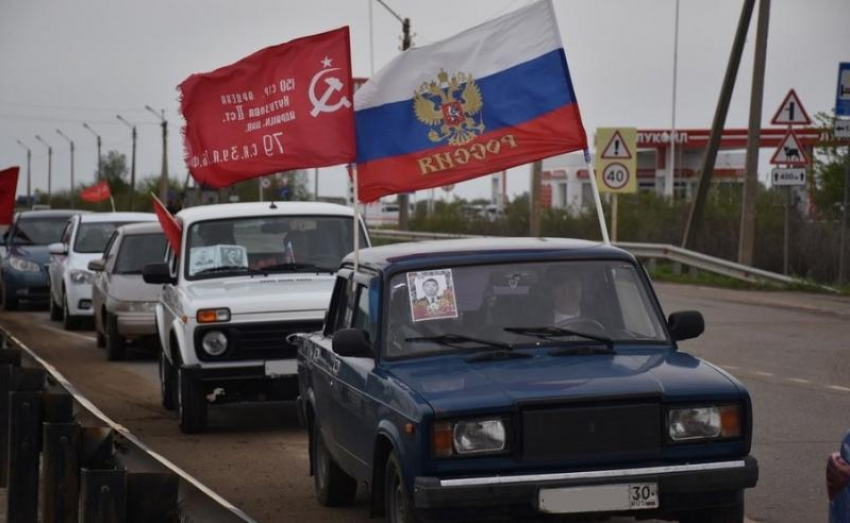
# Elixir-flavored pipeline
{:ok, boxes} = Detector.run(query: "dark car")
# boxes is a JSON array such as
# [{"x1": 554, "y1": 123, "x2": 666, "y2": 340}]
[
  {"x1": 0, "y1": 210, "x2": 85, "y2": 310},
  {"x1": 296, "y1": 238, "x2": 758, "y2": 522},
  {"x1": 828, "y1": 430, "x2": 850, "y2": 522}
]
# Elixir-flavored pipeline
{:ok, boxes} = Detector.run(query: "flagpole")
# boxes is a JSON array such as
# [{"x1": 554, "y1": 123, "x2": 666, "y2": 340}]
[
  {"x1": 352, "y1": 164, "x2": 360, "y2": 271},
  {"x1": 584, "y1": 150, "x2": 611, "y2": 244},
  {"x1": 109, "y1": 195, "x2": 116, "y2": 213}
]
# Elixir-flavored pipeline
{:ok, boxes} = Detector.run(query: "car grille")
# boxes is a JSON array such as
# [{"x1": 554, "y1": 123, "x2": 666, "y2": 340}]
[
  {"x1": 522, "y1": 402, "x2": 662, "y2": 461},
  {"x1": 195, "y1": 320, "x2": 324, "y2": 362}
]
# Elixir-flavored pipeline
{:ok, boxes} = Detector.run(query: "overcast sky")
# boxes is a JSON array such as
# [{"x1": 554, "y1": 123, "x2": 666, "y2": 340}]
[{"x1": 1, "y1": 0, "x2": 847, "y2": 203}]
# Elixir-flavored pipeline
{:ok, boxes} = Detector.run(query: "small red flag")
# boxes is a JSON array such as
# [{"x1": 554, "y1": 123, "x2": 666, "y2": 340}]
[
  {"x1": 178, "y1": 27, "x2": 355, "y2": 188},
  {"x1": 0, "y1": 167, "x2": 20, "y2": 225},
  {"x1": 151, "y1": 194, "x2": 182, "y2": 256},
  {"x1": 79, "y1": 180, "x2": 112, "y2": 203}
]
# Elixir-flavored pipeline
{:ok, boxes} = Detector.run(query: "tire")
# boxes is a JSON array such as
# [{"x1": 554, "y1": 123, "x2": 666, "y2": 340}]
[
  {"x1": 312, "y1": 427, "x2": 357, "y2": 506},
  {"x1": 105, "y1": 314, "x2": 126, "y2": 361},
  {"x1": 49, "y1": 293, "x2": 63, "y2": 320},
  {"x1": 679, "y1": 499, "x2": 744, "y2": 523},
  {"x1": 96, "y1": 330, "x2": 105, "y2": 348},
  {"x1": 159, "y1": 349, "x2": 176, "y2": 411},
  {"x1": 62, "y1": 290, "x2": 77, "y2": 330},
  {"x1": 177, "y1": 358, "x2": 207, "y2": 433},
  {"x1": 385, "y1": 452, "x2": 417, "y2": 523},
  {"x1": 2, "y1": 285, "x2": 18, "y2": 311}
]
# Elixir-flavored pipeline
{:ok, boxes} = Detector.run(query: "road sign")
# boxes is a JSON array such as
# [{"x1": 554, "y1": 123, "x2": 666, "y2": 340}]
[
  {"x1": 770, "y1": 131, "x2": 809, "y2": 166},
  {"x1": 835, "y1": 119, "x2": 850, "y2": 139},
  {"x1": 837, "y1": 63, "x2": 850, "y2": 117},
  {"x1": 595, "y1": 127, "x2": 637, "y2": 194},
  {"x1": 260, "y1": 177, "x2": 272, "y2": 189},
  {"x1": 771, "y1": 89, "x2": 811, "y2": 126},
  {"x1": 771, "y1": 167, "x2": 806, "y2": 186}
]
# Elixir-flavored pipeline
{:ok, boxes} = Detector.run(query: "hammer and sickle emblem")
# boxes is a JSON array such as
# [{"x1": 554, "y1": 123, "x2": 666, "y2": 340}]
[{"x1": 309, "y1": 67, "x2": 351, "y2": 117}]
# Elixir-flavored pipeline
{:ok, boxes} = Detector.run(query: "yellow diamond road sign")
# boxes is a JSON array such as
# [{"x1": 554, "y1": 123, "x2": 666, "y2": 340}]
[{"x1": 595, "y1": 127, "x2": 637, "y2": 194}]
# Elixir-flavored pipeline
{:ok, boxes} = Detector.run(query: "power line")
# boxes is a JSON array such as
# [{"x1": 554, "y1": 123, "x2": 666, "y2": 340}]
[{"x1": 0, "y1": 113, "x2": 159, "y2": 126}]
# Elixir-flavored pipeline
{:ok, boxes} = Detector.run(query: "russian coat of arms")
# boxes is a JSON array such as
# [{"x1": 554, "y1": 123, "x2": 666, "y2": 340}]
[{"x1": 414, "y1": 69, "x2": 484, "y2": 146}]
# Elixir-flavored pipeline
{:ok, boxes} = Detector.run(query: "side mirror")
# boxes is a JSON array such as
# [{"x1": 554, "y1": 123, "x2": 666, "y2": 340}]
[
  {"x1": 668, "y1": 311, "x2": 705, "y2": 342},
  {"x1": 332, "y1": 328, "x2": 373, "y2": 358},
  {"x1": 48, "y1": 242, "x2": 67, "y2": 256},
  {"x1": 88, "y1": 259, "x2": 105, "y2": 272},
  {"x1": 142, "y1": 262, "x2": 176, "y2": 285}
]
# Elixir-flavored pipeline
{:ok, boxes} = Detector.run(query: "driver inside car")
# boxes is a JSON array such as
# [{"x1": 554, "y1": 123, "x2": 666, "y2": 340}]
[{"x1": 549, "y1": 270, "x2": 583, "y2": 325}]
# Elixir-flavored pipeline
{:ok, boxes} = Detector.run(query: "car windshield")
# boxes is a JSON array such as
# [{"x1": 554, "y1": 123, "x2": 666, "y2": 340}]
[
  {"x1": 185, "y1": 215, "x2": 365, "y2": 280},
  {"x1": 75, "y1": 222, "x2": 134, "y2": 253},
  {"x1": 384, "y1": 260, "x2": 669, "y2": 359},
  {"x1": 114, "y1": 234, "x2": 167, "y2": 274},
  {"x1": 9, "y1": 217, "x2": 69, "y2": 245}
]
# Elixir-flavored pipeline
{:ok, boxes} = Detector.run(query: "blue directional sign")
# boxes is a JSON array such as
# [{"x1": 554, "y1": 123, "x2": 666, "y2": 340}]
[{"x1": 837, "y1": 62, "x2": 850, "y2": 117}]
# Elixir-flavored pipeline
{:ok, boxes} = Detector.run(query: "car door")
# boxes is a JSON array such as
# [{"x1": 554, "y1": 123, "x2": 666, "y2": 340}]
[{"x1": 93, "y1": 230, "x2": 120, "y2": 331}]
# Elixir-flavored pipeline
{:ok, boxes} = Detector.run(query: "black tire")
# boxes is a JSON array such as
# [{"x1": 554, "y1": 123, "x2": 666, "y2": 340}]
[
  {"x1": 385, "y1": 451, "x2": 418, "y2": 523},
  {"x1": 312, "y1": 427, "x2": 357, "y2": 506},
  {"x1": 96, "y1": 329, "x2": 105, "y2": 348},
  {"x1": 2, "y1": 285, "x2": 18, "y2": 311},
  {"x1": 679, "y1": 499, "x2": 744, "y2": 523},
  {"x1": 49, "y1": 293, "x2": 63, "y2": 320},
  {"x1": 159, "y1": 349, "x2": 176, "y2": 411},
  {"x1": 177, "y1": 357, "x2": 207, "y2": 433},
  {"x1": 105, "y1": 314, "x2": 126, "y2": 361},
  {"x1": 62, "y1": 290, "x2": 77, "y2": 330}
]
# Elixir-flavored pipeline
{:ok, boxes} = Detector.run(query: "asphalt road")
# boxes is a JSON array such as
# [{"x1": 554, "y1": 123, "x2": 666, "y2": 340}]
[{"x1": 1, "y1": 282, "x2": 847, "y2": 523}]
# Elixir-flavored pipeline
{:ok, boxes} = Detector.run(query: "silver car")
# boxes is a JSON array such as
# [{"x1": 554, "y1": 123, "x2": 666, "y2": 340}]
[{"x1": 89, "y1": 222, "x2": 167, "y2": 360}]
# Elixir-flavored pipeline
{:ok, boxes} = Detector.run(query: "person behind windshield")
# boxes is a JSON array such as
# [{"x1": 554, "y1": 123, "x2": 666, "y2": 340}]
[{"x1": 549, "y1": 270, "x2": 583, "y2": 326}]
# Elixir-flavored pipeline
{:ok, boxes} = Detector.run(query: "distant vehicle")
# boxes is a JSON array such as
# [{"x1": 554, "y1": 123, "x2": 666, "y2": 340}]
[
  {"x1": 142, "y1": 202, "x2": 370, "y2": 434},
  {"x1": 296, "y1": 238, "x2": 758, "y2": 523},
  {"x1": 89, "y1": 222, "x2": 167, "y2": 360},
  {"x1": 0, "y1": 210, "x2": 86, "y2": 310},
  {"x1": 828, "y1": 430, "x2": 850, "y2": 522},
  {"x1": 48, "y1": 212, "x2": 157, "y2": 329}
]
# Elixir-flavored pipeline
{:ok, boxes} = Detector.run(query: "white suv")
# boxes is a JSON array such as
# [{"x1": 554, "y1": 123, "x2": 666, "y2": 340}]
[
  {"x1": 142, "y1": 202, "x2": 369, "y2": 433},
  {"x1": 48, "y1": 212, "x2": 156, "y2": 329}
]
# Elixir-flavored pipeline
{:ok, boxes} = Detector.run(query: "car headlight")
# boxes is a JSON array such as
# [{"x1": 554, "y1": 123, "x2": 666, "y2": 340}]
[
  {"x1": 8, "y1": 256, "x2": 41, "y2": 272},
  {"x1": 432, "y1": 419, "x2": 507, "y2": 457},
  {"x1": 69, "y1": 269, "x2": 94, "y2": 285},
  {"x1": 668, "y1": 405, "x2": 741, "y2": 442},
  {"x1": 201, "y1": 330, "x2": 228, "y2": 356}
]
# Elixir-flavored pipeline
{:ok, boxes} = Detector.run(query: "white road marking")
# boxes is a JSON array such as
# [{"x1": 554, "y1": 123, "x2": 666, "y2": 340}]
[
  {"x1": 752, "y1": 371, "x2": 774, "y2": 377},
  {"x1": 785, "y1": 377, "x2": 811, "y2": 384},
  {"x1": 720, "y1": 365, "x2": 739, "y2": 370},
  {"x1": 40, "y1": 324, "x2": 96, "y2": 342},
  {"x1": 827, "y1": 385, "x2": 850, "y2": 393}
]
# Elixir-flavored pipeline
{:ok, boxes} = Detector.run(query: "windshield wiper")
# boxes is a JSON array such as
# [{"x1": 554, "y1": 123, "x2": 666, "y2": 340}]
[
  {"x1": 260, "y1": 262, "x2": 335, "y2": 273},
  {"x1": 194, "y1": 265, "x2": 269, "y2": 277},
  {"x1": 504, "y1": 326, "x2": 614, "y2": 350},
  {"x1": 405, "y1": 333, "x2": 513, "y2": 352},
  {"x1": 548, "y1": 346, "x2": 615, "y2": 357}
]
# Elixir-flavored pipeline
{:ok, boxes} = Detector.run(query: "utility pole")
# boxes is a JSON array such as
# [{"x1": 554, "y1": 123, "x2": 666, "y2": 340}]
[
  {"x1": 82, "y1": 123, "x2": 102, "y2": 181},
  {"x1": 116, "y1": 115, "x2": 137, "y2": 211},
  {"x1": 35, "y1": 135, "x2": 53, "y2": 206},
  {"x1": 682, "y1": 0, "x2": 756, "y2": 249},
  {"x1": 15, "y1": 140, "x2": 32, "y2": 208},
  {"x1": 145, "y1": 105, "x2": 169, "y2": 204},
  {"x1": 55, "y1": 130, "x2": 76, "y2": 209},
  {"x1": 667, "y1": 0, "x2": 681, "y2": 198},
  {"x1": 530, "y1": 160, "x2": 542, "y2": 236},
  {"x1": 840, "y1": 151, "x2": 850, "y2": 284},
  {"x1": 738, "y1": 0, "x2": 771, "y2": 266}
]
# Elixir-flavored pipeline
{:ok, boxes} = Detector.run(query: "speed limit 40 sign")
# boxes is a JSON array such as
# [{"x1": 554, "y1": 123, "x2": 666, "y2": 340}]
[{"x1": 595, "y1": 128, "x2": 637, "y2": 194}]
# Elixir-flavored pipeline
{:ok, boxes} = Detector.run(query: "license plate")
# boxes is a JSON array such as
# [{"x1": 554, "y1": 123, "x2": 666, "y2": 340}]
[
  {"x1": 264, "y1": 359, "x2": 298, "y2": 377},
  {"x1": 538, "y1": 483, "x2": 658, "y2": 514}
]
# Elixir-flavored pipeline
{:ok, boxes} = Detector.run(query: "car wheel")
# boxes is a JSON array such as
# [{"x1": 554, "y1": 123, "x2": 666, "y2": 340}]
[
  {"x1": 385, "y1": 451, "x2": 417, "y2": 523},
  {"x1": 177, "y1": 358, "x2": 207, "y2": 434},
  {"x1": 1, "y1": 285, "x2": 18, "y2": 311},
  {"x1": 159, "y1": 349, "x2": 176, "y2": 411},
  {"x1": 679, "y1": 498, "x2": 744, "y2": 523},
  {"x1": 49, "y1": 293, "x2": 63, "y2": 320},
  {"x1": 96, "y1": 328, "x2": 105, "y2": 348},
  {"x1": 62, "y1": 290, "x2": 77, "y2": 330},
  {"x1": 312, "y1": 427, "x2": 357, "y2": 506},
  {"x1": 105, "y1": 314, "x2": 126, "y2": 361}
]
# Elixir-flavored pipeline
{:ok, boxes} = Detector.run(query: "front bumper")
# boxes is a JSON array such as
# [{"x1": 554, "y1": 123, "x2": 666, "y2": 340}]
[
  {"x1": 414, "y1": 457, "x2": 758, "y2": 520},
  {"x1": 181, "y1": 361, "x2": 299, "y2": 404},
  {"x1": 2, "y1": 270, "x2": 50, "y2": 303},
  {"x1": 115, "y1": 311, "x2": 157, "y2": 337},
  {"x1": 65, "y1": 282, "x2": 93, "y2": 316}
]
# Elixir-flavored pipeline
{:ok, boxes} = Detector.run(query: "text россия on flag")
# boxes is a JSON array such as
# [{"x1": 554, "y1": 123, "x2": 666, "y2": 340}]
[
  {"x1": 354, "y1": 0, "x2": 588, "y2": 202},
  {"x1": 178, "y1": 27, "x2": 356, "y2": 188}
]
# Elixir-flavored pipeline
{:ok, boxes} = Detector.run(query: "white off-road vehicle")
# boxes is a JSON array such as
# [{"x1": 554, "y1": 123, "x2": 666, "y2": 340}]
[{"x1": 143, "y1": 202, "x2": 369, "y2": 433}]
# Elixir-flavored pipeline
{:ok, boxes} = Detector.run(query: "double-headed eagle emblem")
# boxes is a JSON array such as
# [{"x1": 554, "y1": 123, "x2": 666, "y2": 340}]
[{"x1": 414, "y1": 70, "x2": 484, "y2": 146}]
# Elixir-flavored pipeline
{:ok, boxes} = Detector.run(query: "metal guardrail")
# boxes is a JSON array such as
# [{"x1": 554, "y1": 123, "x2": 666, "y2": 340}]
[{"x1": 369, "y1": 229, "x2": 804, "y2": 287}]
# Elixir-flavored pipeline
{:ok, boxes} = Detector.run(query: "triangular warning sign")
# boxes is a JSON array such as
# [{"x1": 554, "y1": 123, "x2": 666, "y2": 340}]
[
  {"x1": 770, "y1": 131, "x2": 809, "y2": 166},
  {"x1": 601, "y1": 130, "x2": 632, "y2": 159},
  {"x1": 771, "y1": 89, "x2": 811, "y2": 125}
]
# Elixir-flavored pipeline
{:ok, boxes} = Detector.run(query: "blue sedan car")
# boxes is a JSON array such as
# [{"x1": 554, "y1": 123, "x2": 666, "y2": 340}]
[
  {"x1": 1, "y1": 210, "x2": 82, "y2": 310},
  {"x1": 296, "y1": 238, "x2": 758, "y2": 522}
]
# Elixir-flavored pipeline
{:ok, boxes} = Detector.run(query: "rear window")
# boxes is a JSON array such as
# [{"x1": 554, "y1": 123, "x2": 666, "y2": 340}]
[
  {"x1": 74, "y1": 222, "x2": 133, "y2": 253},
  {"x1": 114, "y1": 234, "x2": 167, "y2": 274}
]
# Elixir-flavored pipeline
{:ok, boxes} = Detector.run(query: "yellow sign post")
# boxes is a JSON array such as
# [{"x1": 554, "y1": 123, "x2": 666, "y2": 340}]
[{"x1": 595, "y1": 127, "x2": 637, "y2": 241}]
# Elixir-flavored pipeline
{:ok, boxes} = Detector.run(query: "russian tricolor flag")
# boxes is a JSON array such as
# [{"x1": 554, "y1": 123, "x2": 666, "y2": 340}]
[{"x1": 354, "y1": 0, "x2": 588, "y2": 202}]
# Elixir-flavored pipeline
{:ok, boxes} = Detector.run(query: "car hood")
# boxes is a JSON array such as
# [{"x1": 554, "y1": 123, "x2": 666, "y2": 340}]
[
  {"x1": 184, "y1": 274, "x2": 335, "y2": 316},
  {"x1": 6, "y1": 244, "x2": 50, "y2": 265},
  {"x1": 386, "y1": 349, "x2": 742, "y2": 416},
  {"x1": 108, "y1": 274, "x2": 161, "y2": 303}
]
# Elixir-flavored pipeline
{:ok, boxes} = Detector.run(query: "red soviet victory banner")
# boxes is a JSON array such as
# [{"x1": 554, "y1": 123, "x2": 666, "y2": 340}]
[
  {"x1": 178, "y1": 27, "x2": 356, "y2": 188},
  {"x1": 79, "y1": 180, "x2": 112, "y2": 203},
  {"x1": 151, "y1": 194, "x2": 182, "y2": 256},
  {"x1": 0, "y1": 167, "x2": 20, "y2": 226}
]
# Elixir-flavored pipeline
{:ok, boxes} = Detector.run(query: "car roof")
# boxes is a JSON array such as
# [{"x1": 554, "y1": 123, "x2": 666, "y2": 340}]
[
  {"x1": 175, "y1": 201, "x2": 355, "y2": 225},
  {"x1": 78, "y1": 212, "x2": 156, "y2": 223},
  {"x1": 117, "y1": 222, "x2": 163, "y2": 235},
  {"x1": 17, "y1": 209, "x2": 87, "y2": 219},
  {"x1": 345, "y1": 237, "x2": 635, "y2": 273}
]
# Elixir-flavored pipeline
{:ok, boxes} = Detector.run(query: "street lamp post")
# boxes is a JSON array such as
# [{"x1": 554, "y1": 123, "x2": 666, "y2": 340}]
[
  {"x1": 56, "y1": 129, "x2": 75, "y2": 209},
  {"x1": 82, "y1": 123, "x2": 102, "y2": 181},
  {"x1": 116, "y1": 115, "x2": 137, "y2": 210},
  {"x1": 15, "y1": 140, "x2": 32, "y2": 208},
  {"x1": 35, "y1": 135, "x2": 53, "y2": 205},
  {"x1": 144, "y1": 105, "x2": 169, "y2": 204}
]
